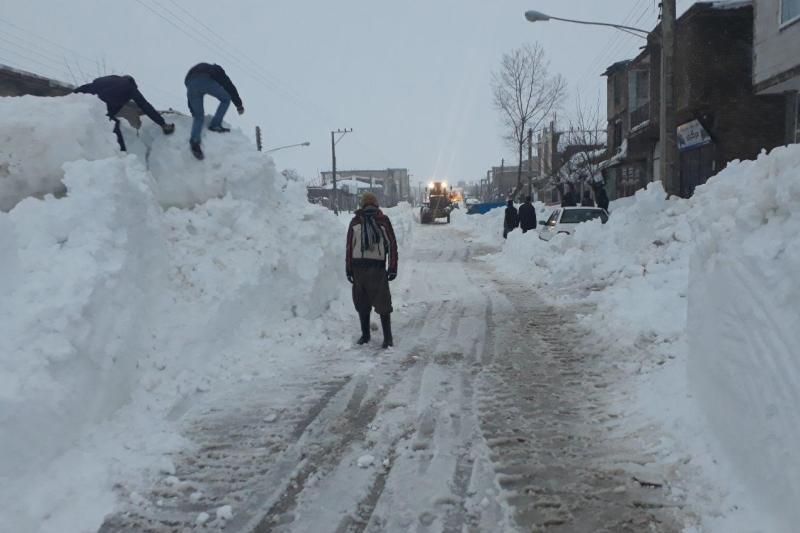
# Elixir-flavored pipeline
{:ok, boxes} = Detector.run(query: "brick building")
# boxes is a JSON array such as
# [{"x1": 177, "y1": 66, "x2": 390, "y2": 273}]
[{"x1": 601, "y1": 2, "x2": 787, "y2": 198}]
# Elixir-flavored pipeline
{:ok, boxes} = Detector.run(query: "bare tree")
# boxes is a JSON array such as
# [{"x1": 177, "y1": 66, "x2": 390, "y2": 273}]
[
  {"x1": 556, "y1": 96, "x2": 606, "y2": 195},
  {"x1": 492, "y1": 43, "x2": 565, "y2": 199}
]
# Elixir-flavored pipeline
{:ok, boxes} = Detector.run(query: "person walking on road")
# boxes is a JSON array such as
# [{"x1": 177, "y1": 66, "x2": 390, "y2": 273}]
[
  {"x1": 503, "y1": 199, "x2": 519, "y2": 239},
  {"x1": 518, "y1": 196, "x2": 537, "y2": 234},
  {"x1": 581, "y1": 190, "x2": 595, "y2": 207},
  {"x1": 184, "y1": 63, "x2": 244, "y2": 160},
  {"x1": 74, "y1": 74, "x2": 175, "y2": 151},
  {"x1": 346, "y1": 192, "x2": 399, "y2": 349}
]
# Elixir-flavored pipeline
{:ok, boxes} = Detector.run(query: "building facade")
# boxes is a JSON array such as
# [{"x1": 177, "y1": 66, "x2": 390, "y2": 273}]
[
  {"x1": 753, "y1": 0, "x2": 800, "y2": 142},
  {"x1": 601, "y1": 2, "x2": 787, "y2": 199},
  {"x1": 319, "y1": 168, "x2": 410, "y2": 207}
]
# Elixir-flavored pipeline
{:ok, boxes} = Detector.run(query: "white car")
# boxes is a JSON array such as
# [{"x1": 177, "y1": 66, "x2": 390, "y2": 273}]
[{"x1": 539, "y1": 206, "x2": 609, "y2": 241}]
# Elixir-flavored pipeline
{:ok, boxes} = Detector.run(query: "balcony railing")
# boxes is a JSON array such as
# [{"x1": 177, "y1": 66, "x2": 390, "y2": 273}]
[{"x1": 630, "y1": 102, "x2": 650, "y2": 130}]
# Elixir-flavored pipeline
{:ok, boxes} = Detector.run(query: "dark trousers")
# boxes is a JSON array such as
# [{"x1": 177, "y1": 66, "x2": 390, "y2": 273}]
[{"x1": 110, "y1": 116, "x2": 126, "y2": 151}]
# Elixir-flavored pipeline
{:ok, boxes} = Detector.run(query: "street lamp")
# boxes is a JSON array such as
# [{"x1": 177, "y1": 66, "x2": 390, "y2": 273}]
[
  {"x1": 524, "y1": 10, "x2": 649, "y2": 39},
  {"x1": 264, "y1": 141, "x2": 311, "y2": 154}
]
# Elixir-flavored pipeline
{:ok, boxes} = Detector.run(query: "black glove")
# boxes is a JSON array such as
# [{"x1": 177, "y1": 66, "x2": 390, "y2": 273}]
[
  {"x1": 237, "y1": 106, "x2": 245, "y2": 115},
  {"x1": 162, "y1": 123, "x2": 175, "y2": 134},
  {"x1": 346, "y1": 272, "x2": 354, "y2": 284},
  {"x1": 387, "y1": 271, "x2": 397, "y2": 281}
]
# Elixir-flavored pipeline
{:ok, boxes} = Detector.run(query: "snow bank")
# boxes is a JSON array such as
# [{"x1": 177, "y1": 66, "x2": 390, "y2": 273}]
[
  {"x1": 686, "y1": 146, "x2": 800, "y2": 530},
  {"x1": 486, "y1": 146, "x2": 800, "y2": 529},
  {"x1": 0, "y1": 94, "x2": 119, "y2": 211},
  {"x1": 0, "y1": 157, "x2": 165, "y2": 479},
  {"x1": 138, "y1": 114, "x2": 273, "y2": 208},
  {"x1": 0, "y1": 95, "x2": 351, "y2": 532}
]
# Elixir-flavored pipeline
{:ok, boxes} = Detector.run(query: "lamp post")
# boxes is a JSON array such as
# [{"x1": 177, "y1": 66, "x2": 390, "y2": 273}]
[
  {"x1": 264, "y1": 141, "x2": 311, "y2": 154},
  {"x1": 524, "y1": 6, "x2": 679, "y2": 197},
  {"x1": 524, "y1": 10, "x2": 649, "y2": 38}
]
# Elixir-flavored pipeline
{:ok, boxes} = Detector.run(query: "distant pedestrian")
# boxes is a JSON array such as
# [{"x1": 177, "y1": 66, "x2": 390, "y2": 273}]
[
  {"x1": 560, "y1": 184, "x2": 578, "y2": 207},
  {"x1": 503, "y1": 199, "x2": 519, "y2": 239},
  {"x1": 185, "y1": 63, "x2": 244, "y2": 160},
  {"x1": 346, "y1": 192, "x2": 398, "y2": 349},
  {"x1": 581, "y1": 190, "x2": 595, "y2": 207},
  {"x1": 74, "y1": 74, "x2": 175, "y2": 151},
  {"x1": 518, "y1": 196, "x2": 537, "y2": 234},
  {"x1": 593, "y1": 183, "x2": 610, "y2": 212}
]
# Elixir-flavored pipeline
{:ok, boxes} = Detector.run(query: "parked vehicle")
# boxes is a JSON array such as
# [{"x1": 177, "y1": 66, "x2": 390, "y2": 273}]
[{"x1": 539, "y1": 207, "x2": 609, "y2": 241}]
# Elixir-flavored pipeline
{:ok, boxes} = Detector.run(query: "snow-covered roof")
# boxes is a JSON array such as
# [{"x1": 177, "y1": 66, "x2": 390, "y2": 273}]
[{"x1": 322, "y1": 178, "x2": 382, "y2": 190}]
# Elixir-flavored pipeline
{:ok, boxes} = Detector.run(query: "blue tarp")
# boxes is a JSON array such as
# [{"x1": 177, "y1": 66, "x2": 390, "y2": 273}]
[{"x1": 467, "y1": 202, "x2": 505, "y2": 215}]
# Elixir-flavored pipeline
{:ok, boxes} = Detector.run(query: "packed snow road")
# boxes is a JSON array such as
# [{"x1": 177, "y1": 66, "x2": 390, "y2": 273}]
[{"x1": 100, "y1": 221, "x2": 686, "y2": 533}]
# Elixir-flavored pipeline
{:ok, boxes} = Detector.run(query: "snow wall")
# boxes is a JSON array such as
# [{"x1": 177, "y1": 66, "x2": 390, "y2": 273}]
[
  {"x1": 686, "y1": 146, "x2": 800, "y2": 529},
  {"x1": 0, "y1": 95, "x2": 350, "y2": 531},
  {"x1": 487, "y1": 146, "x2": 800, "y2": 528}
]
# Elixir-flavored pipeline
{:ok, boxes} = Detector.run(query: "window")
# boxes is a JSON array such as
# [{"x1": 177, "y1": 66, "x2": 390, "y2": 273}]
[
  {"x1": 628, "y1": 69, "x2": 649, "y2": 111},
  {"x1": 782, "y1": 0, "x2": 800, "y2": 24},
  {"x1": 613, "y1": 120, "x2": 623, "y2": 150},
  {"x1": 795, "y1": 93, "x2": 800, "y2": 143},
  {"x1": 613, "y1": 74, "x2": 624, "y2": 106}
]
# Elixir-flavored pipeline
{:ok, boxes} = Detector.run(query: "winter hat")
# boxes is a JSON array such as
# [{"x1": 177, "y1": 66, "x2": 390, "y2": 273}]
[{"x1": 361, "y1": 192, "x2": 379, "y2": 208}]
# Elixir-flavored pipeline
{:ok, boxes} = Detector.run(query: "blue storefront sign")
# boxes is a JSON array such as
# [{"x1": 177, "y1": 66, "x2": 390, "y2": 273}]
[{"x1": 677, "y1": 119, "x2": 713, "y2": 151}]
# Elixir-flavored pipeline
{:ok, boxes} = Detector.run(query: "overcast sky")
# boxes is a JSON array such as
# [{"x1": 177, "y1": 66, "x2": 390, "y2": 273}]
[{"x1": 2, "y1": 0, "x2": 699, "y2": 184}]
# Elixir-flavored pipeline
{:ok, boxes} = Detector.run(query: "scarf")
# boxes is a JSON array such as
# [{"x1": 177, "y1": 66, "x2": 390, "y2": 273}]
[{"x1": 359, "y1": 205, "x2": 383, "y2": 253}]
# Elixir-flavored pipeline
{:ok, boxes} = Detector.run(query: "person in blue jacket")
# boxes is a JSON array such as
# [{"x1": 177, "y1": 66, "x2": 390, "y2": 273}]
[
  {"x1": 184, "y1": 63, "x2": 245, "y2": 160},
  {"x1": 74, "y1": 75, "x2": 175, "y2": 151}
]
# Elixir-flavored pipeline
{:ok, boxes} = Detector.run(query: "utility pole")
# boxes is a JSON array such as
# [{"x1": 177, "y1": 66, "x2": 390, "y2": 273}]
[
  {"x1": 660, "y1": 0, "x2": 679, "y2": 197},
  {"x1": 255, "y1": 126, "x2": 262, "y2": 152},
  {"x1": 527, "y1": 128, "x2": 534, "y2": 198},
  {"x1": 330, "y1": 128, "x2": 353, "y2": 215}
]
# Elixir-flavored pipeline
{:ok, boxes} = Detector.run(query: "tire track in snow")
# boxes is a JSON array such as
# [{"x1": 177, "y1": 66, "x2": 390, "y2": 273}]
[{"x1": 476, "y1": 281, "x2": 686, "y2": 532}]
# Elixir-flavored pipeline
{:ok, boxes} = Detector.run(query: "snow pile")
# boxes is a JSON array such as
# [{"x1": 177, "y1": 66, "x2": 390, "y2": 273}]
[
  {"x1": 0, "y1": 95, "x2": 350, "y2": 532},
  {"x1": 487, "y1": 145, "x2": 800, "y2": 529},
  {"x1": 0, "y1": 94, "x2": 119, "y2": 211},
  {"x1": 0, "y1": 157, "x2": 166, "y2": 480},
  {"x1": 686, "y1": 146, "x2": 800, "y2": 530}
]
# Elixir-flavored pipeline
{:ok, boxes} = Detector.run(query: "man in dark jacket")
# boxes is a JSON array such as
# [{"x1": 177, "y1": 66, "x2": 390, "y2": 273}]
[
  {"x1": 581, "y1": 190, "x2": 595, "y2": 207},
  {"x1": 74, "y1": 75, "x2": 175, "y2": 151},
  {"x1": 560, "y1": 183, "x2": 578, "y2": 207},
  {"x1": 346, "y1": 192, "x2": 399, "y2": 349},
  {"x1": 592, "y1": 182, "x2": 610, "y2": 212},
  {"x1": 518, "y1": 196, "x2": 537, "y2": 233},
  {"x1": 184, "y1": 63, "x2": 244, "y2": 160},
  {"x1": 503, "y1": 199, "x2": 519, "y2": 239}
]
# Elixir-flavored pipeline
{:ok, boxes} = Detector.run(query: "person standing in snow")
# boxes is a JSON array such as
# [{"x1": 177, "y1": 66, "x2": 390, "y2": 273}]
[
  {"x1": 346, "y1": 192, "x2": 398, "y2": 349},
  {"x1": 592, "y1": 182, "x2": 610, "y2": 212},
  {"x1": 503, "y1": 199, "x2": 519, "y2": 239},
  {"x1": 518, "y1": 196, "x2": 537, "y2": 234},
  {"x1": 74, "y1": 75, "x2": 175, "y2": 151},
  {"x1": 581, "y1": 190, "x2": 595, "y2": 207},
  {"x1": 184, "y1": 63, "x2": 244, "y2": 160},
  {"x1": 560, "y1": 183, "x2": 578, "y2": 207}
]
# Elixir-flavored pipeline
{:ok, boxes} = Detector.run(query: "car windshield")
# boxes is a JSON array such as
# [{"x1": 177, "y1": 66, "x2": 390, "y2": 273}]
[{"x1": 560, "y1": 209, "x2": 608, "y2": 224}]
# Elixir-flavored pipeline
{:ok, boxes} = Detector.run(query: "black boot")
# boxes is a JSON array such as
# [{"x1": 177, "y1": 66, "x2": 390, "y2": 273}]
[
  {"x1": 380, "y1": 313, "x2": 393, "y2": 349},
  {"x1": 357, "y1": 310, "x2": 371, "y2": 345},
  {"x1": 190, "y1": 141, "x2": 204, "y2": 160}
]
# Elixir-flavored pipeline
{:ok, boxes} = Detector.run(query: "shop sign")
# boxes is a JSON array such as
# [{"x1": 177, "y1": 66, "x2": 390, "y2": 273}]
[{"x1": 677, "y1": 120, "x2": 712, "y2": 151}]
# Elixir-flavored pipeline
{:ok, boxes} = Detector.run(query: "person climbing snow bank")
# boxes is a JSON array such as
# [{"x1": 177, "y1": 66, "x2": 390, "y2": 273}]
[
  {"x1": 184, "y1": 63, "x2": 244, "y2": 160},
  {"x1": 74, "y1": 74, "x2": 175, "y2": 151}
]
